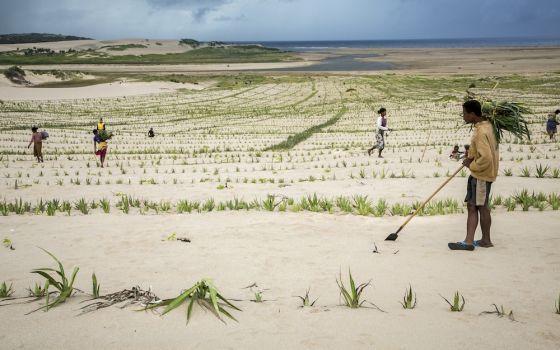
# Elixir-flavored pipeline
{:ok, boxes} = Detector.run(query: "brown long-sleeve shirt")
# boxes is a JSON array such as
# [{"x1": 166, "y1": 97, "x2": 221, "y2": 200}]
[{"x1": 468, "y1": 120, "x2": 499, "y2": 182}]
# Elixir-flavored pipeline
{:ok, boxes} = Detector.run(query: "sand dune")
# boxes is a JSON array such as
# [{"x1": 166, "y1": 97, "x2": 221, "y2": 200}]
[{"x1": 0, "y1": 78, "x2": 199, "y2": 100}]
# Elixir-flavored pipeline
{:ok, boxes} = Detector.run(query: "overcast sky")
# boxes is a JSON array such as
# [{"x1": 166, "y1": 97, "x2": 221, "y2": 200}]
[{"x1": 1, "y1": 0, "x2": 559, "y2": 41}]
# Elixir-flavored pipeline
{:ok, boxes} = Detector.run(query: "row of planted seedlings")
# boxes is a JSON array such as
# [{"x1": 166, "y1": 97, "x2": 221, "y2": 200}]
[
  {"x1": 2, "y1": 190, "x2": 559, "y2": 217},
  {"x1": 1, "y1": 249, "x2": 559, "y2": 324},
  {"x1": 4, "y1": 157, "x2": 560, "y2": 185}
]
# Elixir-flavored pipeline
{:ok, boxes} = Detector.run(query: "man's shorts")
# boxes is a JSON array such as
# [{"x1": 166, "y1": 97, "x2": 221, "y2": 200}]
[{"x1": 465, "y1": 175, "x2": 492, "y2": 207}]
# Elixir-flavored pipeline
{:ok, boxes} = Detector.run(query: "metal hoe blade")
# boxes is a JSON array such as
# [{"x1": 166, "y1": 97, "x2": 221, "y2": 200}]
[{"x1": 385, "y1": 232, "x2": 399, "y2": 241}]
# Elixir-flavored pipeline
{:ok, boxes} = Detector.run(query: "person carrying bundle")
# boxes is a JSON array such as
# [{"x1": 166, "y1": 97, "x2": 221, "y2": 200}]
[
  {"x1": 449, "y1": 100, "x2": 498, "y2": 251},
  {"x1": 546, "y1": 110, "x2": 559, "y2": 140},
  {"x1": 27, "y1": 126, "x2": 44, "y2": 163},
  {"x1": 93, "y1": 129, "x2": 109, "y2": 168},
  {"x1": 449, "y1": 97, "x2": 530, "y2": 251},
  {"x1": 367, "y1": 107, "x2": 392, "y2": 158}
]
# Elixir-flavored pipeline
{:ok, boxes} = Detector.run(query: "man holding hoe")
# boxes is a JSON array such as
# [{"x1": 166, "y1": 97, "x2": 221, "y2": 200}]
[{"x1": 449, "y1": 100, "x2": 498, "y2": 251}]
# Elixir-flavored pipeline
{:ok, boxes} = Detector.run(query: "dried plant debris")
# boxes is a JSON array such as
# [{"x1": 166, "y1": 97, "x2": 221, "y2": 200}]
[
  {"x1": 164, "y1": 232, "x2": 191, "y2": 242},
  {"x1": 79, "y1": 285, "x2": 161, "y2": 314},
  {"x1": 480, "y1": 304, "x2": 516, "y2": 321}
]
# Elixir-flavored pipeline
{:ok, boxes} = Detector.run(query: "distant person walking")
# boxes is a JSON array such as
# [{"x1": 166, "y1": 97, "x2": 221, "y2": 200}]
[
  {"x1": 148, "y1": 127, "x2": 155, "y2": 138},
  {"x1": 449, "y1": 100, "x2": 498, "y2": 251},
  {"x1": 27, "y1": 126, "x2": 44, "y2": 163},
  {"x1": 93, "y1": 129, "x2": 108, "y2": 168},
  {"x1": 546, "y1": 110, "x2": 559, "y2": 140},
  {"x1": 367, "y1": 107, "x2": 391, "y2": 158},
  {"x1": 97, "y1": 118, "x2": 106, "y2": 131}
]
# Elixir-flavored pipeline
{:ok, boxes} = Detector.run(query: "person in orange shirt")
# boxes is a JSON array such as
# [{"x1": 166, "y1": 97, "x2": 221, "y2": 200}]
[{"x1": 449, "y1": 100, "x2": 498, "y2": 251}]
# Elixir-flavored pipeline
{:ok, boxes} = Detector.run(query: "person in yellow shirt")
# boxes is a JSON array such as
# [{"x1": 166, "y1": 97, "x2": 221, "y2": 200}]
[
  {"x1": 449, "y1": 100, "x2": 498, "y2": 251},
  {"x1": 97, "y1": 118, "x2": 106, "y2": 131}
]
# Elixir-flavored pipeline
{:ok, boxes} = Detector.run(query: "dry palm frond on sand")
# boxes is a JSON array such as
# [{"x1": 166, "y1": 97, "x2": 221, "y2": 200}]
[{"x1": 79, "y1": 285, "x2": 161, "y2": 314}]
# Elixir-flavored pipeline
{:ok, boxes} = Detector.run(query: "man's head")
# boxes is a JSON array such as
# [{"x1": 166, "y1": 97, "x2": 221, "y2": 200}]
[
  {"x1": 378, "y1": 107, "x2": 386, "y2": 116},
  {"x1": 93, "y1": 129, "x2": 98, "y2": 135},
  {"x1": 453, "y1": 145, "x2": 459, "y2": 151},
  {"x1": 462, "y1": 100, "x2": 482, "y2": 123},
  {"x1": 31, "y1": 126, "x2": 38, "y2": 132},
  {"x1": 555, "y1": 109, "x2": 560, "y2": 115},
  {"x1": 99, "y1": 118, "x2": 103, "y2": 122}
]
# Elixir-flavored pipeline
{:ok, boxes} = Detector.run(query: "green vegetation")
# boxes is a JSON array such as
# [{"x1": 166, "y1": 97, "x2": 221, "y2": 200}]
[
  {"x1": 3, "y1": 237, "x2": 13, "y2": 249},
  {"x1": 0, "y1": 281, "x2": 14, "y2": 298},
  {"x1": 266, "y1": 107, "x2": 347, "y2": 151},
  {"x1": 0, "y1": 33, "x2": 92, "y2": 44},
  {"x1": 179, "y1": 38, "x2": 201, "y2": 47},
  {"x1": 147, "y1": 279, "x2": 241, "y2": 324},
  {"x1": 3, "y1": 65, "x2": 27, "y2": 84},
  {"x1": 400, "y1": 285, "x2": 417, "y2": 309},
  {"x1": 0, "y1": 45, "x2": 299, "y2": 65},
  {"x1": 92, "y1": 273, "x2": 101, "y2": 298},
  {"x1": 441, "y1": 291, "x2": 465, "y2": 312},
  {"x1": 336, "y1": 269, "x2": 371, "y2": 309},
  {"x1": 467, "y1": 90, "x2": 532, "y2": 143},
  {"x1": 296, "y1": 288, "x2": 318, "y2": 307},
  {"x1": 27, "y1": 282, "x2": 48, "y2": 298},
  {"x1": 1, "y1": 191, "x2": 559, "y2": 217},
  {"x1": 252, "y1": 291, "x2": 264, "y2": 303},
  {"x1": 30, "y1": 248, "x2": 79, "y2": 311},
  {"x1": 103, "y1": 44, "x2": 148, "y2": 51}
]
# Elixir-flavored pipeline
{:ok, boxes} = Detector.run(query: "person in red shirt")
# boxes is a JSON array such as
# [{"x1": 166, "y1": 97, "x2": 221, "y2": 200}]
[{"x1": 27, "y1": 126, "x2": 44, "y2": 163}]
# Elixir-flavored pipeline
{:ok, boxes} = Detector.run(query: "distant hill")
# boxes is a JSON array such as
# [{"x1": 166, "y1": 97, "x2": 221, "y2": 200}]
[{"x1": 0, "y1": 33, "x2": 93, "y2": 44}]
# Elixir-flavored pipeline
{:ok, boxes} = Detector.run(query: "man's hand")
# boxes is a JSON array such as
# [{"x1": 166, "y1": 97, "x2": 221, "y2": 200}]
[{"x1": 462, "y1": 157, "x2": 473, "y2": 168}]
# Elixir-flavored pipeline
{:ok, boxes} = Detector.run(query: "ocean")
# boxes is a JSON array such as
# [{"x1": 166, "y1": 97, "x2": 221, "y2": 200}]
[
  {"x1": 229, "y1": 37, "x2": 560, "y2": 51},
  {"x1": 228, "y1": 36, "x2": 560, "y2": 72}
]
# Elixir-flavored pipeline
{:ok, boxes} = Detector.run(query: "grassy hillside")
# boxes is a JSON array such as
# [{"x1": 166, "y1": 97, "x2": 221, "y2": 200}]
[
  {"x1": 0, "y1": 45, "x2": 299, "y2": 65},
  {"x1": 0, "y1": 33, "x2": 92, "y2": 44}
]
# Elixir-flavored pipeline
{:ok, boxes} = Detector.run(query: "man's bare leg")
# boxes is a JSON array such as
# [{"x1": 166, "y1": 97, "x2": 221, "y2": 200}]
[
  {"x1": 464, "y1": 204, "x2": 478, "y2": 244},
  {"x1": 477, "y1": 206, "x2": 493, "y2": 247}
]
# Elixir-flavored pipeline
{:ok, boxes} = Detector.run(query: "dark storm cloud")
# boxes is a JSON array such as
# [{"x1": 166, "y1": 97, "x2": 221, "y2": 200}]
[{"x1": 0, "y1": 0, "x2": 558, "y2": 40}]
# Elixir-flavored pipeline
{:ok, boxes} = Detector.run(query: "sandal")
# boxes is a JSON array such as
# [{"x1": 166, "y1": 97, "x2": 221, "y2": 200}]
[{"x1": 448, "y1": 241, "x2": 475, "y2": 251}]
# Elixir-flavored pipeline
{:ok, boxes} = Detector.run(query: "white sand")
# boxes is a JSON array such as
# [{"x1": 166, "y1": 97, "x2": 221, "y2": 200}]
[
  {"x1": 0, "y1": 69, "x2": 559, "y2": 349},
  {"x1": 0, "y1": 212, "x2": 558, "y2": 349},
  {"x1": 0, "y1": 78, "x2": 198, "y2": 100}
]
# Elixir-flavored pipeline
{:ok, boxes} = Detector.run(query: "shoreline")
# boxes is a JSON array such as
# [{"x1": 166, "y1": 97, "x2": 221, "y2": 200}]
[{"x1": 1, "y1": 47, "x2": 559, "y2": 74}]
